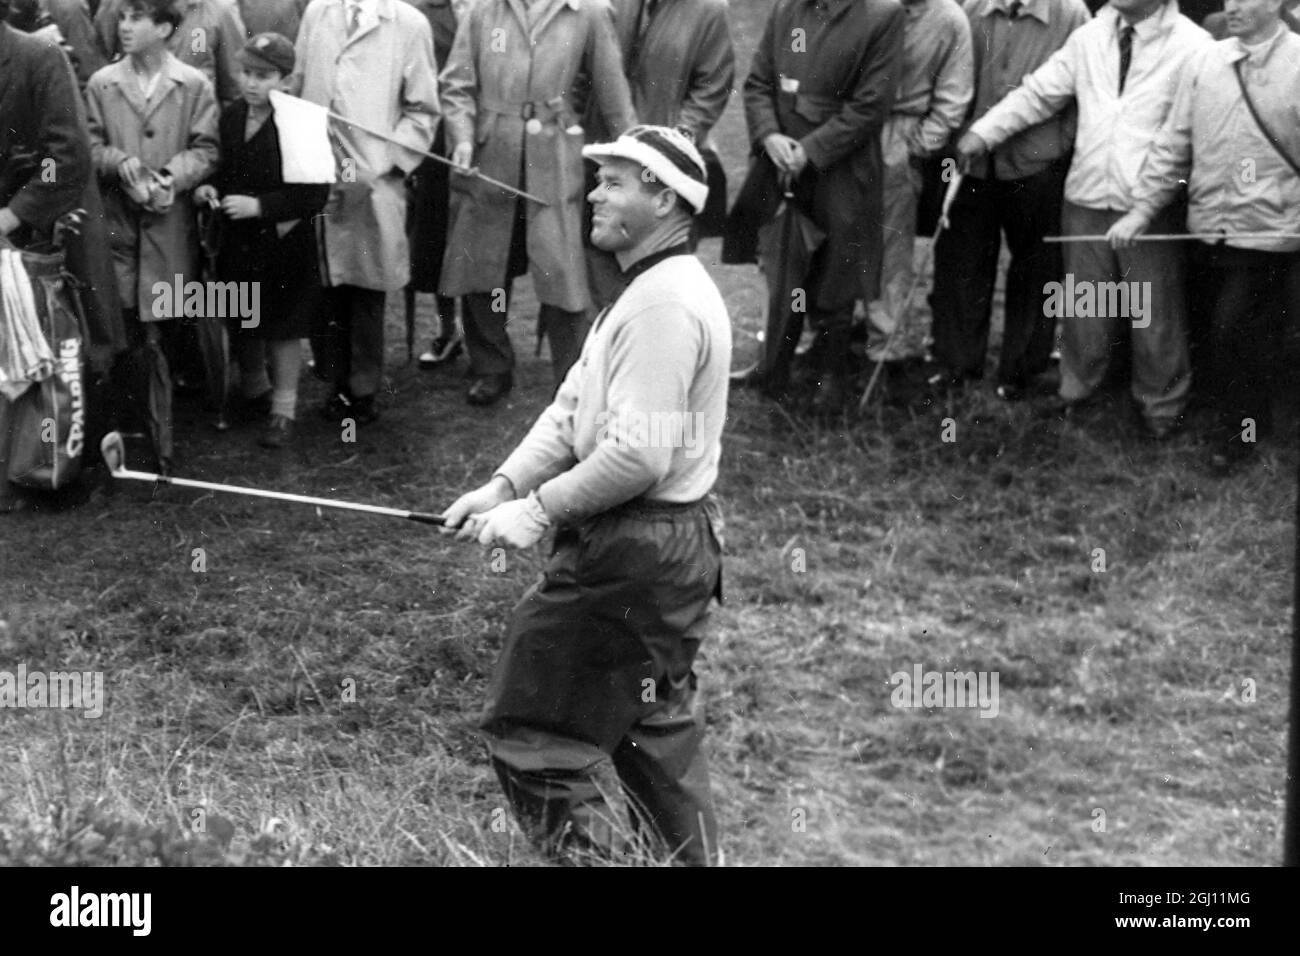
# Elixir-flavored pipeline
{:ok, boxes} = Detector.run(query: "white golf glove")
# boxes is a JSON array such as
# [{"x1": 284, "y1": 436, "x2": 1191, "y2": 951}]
[{"x1": 473, "y1": 492, "x2": 550, "y2": 549}]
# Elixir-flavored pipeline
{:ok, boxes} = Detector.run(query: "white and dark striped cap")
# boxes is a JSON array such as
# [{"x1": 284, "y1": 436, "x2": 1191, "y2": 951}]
[{"x1": 582, "y1": 125, "x2": 709, "y2": 214}]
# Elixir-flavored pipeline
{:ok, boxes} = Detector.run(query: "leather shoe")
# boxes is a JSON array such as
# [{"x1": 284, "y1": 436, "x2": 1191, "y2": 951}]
[
  {"x1": 319, "y1": 391, "x2": 353, "y2": 422},
  {"x1": 259, "y1": 414, "x2": 295, "y2": 448},
  {"x1": 418, "y1": 331, "x2": 464, "y2": 370},
  {"x1": 466, "y1": 373, "x2": 512, "y2": 406}
]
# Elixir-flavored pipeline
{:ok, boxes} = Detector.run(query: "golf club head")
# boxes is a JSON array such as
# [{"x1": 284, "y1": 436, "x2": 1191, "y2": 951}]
[{"x1": 100, "y1": 431, "x2": 126, "y2": 474}]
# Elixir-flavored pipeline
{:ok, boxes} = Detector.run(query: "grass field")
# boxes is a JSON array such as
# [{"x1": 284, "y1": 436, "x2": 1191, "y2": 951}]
[{"x1": 0, "y1": 0, "x2": 1294, "y2": 866}]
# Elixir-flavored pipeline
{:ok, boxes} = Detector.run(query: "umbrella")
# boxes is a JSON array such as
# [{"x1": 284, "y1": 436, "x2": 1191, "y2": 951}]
[
  {"x1": 730, "y1": 175, "x2": 826, "y2": 394},
  {"x1": 859, "y1": 168, "x2": 965, "y2": 410},
  {"x1": 195, "y1": 204, "x2": 234, "y2": 429}
]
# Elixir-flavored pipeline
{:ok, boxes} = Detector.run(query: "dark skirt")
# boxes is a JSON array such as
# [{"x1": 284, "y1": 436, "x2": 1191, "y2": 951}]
[{"x1": 216, "y1": 216, "x2": 322, "y2": 341}]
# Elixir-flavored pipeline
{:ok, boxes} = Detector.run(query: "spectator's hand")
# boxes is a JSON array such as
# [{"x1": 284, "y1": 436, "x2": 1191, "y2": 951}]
[
  {"x1": 471, "y1": 494, "x2": 550, "y2": 550},
  {"x1": 118, "y1": 156, "x2": 145, "y2": 189},
  {"x1": 146, "y1": 172, "x2": 174, "y2": 213},
  {"x1": 955, "y1": 131, "x2": 988, "y2": 166},
  {"x1": 220, "y1": 195, "x2": 262, "y2": 220},
  {"x1": 194, "y1": 184, "x2": 219, "y2": 208},
  {"x1": 787, "y1": 140, "x2": 810, "y2": 177},
  {"x1": 449, "y1": 142, "x2": 474, "y2": 176},
  {"x1": 762, "y1": 133, "x2": 799, "y2": 173},
  {"x1": 0, "y1": 208, "x2": 20, "y2": 237},
  {"x1": 1107, "y1": 210, "x2": 1151, "y2": 250},
  {"x1": 441, "y1": 475, "x2": 515, "y2": 538}
]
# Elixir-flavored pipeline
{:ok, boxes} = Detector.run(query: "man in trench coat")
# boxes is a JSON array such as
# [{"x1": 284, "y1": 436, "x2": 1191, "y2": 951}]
[
  {"x1": 730, "y1": 0, "x2": 905, "y2": 413},
  {"x1": 438, "y1": 0, "x2": 636, "y2": 404},
  {"x1": 291, "y1": 0, "x2": 440, "y2": 424}
]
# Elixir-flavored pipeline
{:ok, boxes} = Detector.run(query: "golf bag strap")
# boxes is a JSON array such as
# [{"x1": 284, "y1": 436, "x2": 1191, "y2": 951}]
[{"x1": 1234, "y1": 61, "x2": 1300, "y2": 181}]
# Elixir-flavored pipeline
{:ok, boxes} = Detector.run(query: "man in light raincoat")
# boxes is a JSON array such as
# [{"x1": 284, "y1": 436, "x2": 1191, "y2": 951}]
[
  {"x1": 292, "y1": 0, "x2": 440, "y2": 424},
  {"x1": 438, "y1": 0, "x2": 636, "y2": 405}
]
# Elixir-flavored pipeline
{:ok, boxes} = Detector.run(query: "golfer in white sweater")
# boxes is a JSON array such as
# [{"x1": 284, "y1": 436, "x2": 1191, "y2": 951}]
[{"x1": 440, "y1": 125, "x2": 731, "y2": 866}]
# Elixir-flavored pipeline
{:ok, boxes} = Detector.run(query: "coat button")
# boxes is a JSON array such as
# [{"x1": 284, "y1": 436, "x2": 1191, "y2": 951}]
[
  {"x1": 144, "y1": 129, "x2": 154, "y2": 138},
  {"x1": 525, "y1": 118, "x2": 542, "y2": 135}
]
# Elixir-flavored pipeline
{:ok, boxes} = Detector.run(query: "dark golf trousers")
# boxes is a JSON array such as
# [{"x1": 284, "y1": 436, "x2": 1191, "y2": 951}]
[
  {"x1": 312, "y1": 284, "x2": 386, "y2": 400},
  {"x1": 481, "y1": 497, "x2": 723, "y2": 865},
  {"x1": 929, "y1": 159, "x2": 1067, "y2": 385},
  {"x1": 1187, "y1": 242, "x2": 1300, "y2": 450}
]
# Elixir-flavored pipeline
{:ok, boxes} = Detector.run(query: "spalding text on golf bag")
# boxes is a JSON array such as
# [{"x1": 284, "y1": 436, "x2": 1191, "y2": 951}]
[{"x1": 2, "y1": 245, "x2": 89, "y2": 490}]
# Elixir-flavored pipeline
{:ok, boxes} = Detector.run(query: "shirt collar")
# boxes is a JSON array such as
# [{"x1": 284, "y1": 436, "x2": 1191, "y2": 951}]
[
  {"x1": 984, "y1": 0, "x2": 1051, "y2": 26},
  {"x1": 1103, "y1": 1, "x2": 1174, "y2": 41}
]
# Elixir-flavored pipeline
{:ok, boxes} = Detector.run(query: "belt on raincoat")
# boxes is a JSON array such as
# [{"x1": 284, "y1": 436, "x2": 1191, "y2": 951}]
[{"x1": 479, "y1": 93, "x2": 570, "y2": 125}]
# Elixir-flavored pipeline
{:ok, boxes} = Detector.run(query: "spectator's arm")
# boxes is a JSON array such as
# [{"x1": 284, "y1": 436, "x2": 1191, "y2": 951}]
[
  {"x1": 6, "y1": 43, "x2": 91, "y2": 233},
  {"x1": 588, "y1": 0, "x2": 637, "y2": 136},
  {"x1": 160, "y1": 78, "x2": 220, "y2": 191},
  {"x1": 387, "y1": 17, "x2": 440, "y2": 174},
  {"x1": 438, "y1": 3, "x2": 479, "y2": 152},
  {"x1": 801, "y1": 4, "x2": 905, "y2": 170},
  {"x1": 677, "y1": 2, "x2": 734, "y2": 142},
  {"x1": 968, "y1": 29, "x2": 1081, "y2": 150},
  {"x1": 915, "y1": 14, "x2": 974, "y2": 154}
]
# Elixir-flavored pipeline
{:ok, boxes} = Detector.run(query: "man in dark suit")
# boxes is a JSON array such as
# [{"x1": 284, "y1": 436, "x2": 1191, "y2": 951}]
[{"x1": 731, "y1": 0, "x2": 906, "y2": 412}]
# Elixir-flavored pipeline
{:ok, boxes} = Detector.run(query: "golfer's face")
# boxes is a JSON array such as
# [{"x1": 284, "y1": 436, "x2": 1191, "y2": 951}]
[{"x1": 588, "y1": 160, "x2": 658, "y2": 252}]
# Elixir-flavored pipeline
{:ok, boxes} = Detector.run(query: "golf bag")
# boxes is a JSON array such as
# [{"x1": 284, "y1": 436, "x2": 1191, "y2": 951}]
[{"x1": 0, "y1": 241, "x2": 90, "y2": 490}]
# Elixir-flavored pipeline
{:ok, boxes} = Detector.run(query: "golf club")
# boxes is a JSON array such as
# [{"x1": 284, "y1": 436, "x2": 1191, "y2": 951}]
[
  {"x1": 859, "y1": 168, "x2": 965, "y2": 410},
  {"x1": 100, "y1": 431, "x2": 445, "y2": 526}
]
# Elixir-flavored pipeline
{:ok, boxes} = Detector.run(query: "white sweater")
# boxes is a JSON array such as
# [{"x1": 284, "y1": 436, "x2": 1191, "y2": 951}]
[{"x1": 496, "y1": 252, "x2": 732, "y2": 522}]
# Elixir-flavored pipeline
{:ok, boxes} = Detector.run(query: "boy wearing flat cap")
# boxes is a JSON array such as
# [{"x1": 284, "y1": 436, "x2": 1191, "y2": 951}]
[
  {"x1": 195, "y1": 33, "x2": 330, "y2": 447},
  {"x1": 441, "y1": 125, "x2": 731, "y2": 866}
]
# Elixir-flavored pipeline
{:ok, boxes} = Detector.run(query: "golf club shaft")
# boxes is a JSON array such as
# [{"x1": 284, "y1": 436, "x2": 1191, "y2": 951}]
[
  {"x1": 110, "y1": 468, "x2": 444, "y2": 524},
  {"x1": 324, "y1": 109, "x2": 549, "y2": 206}
]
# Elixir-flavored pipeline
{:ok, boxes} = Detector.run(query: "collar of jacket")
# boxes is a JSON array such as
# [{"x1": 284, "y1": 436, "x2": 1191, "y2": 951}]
[
  {"x1": 102, "y1": 50, "x2": 189, "y2": 115},
  {"x1": 1100, "y1": 0, "x2": 1177, "y2": 42},
  {"x1": 1223, "y1": 19, "x2": 1291, "y2": 64},
  {"x1": 981, "y1": 0, "x2": 1052, "y2": 26},
  {"x1": 503, "y1": 0, "x2": 581, "y2": 38}
]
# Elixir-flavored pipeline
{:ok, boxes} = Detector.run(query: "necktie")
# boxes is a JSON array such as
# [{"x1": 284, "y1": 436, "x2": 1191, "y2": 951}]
[
  {"x1": 347, "y1": 2, "x2": 361, "y2": 36},
  {"x1": 1008, "y1": 0, "x2": 1022, "y2": 17},
  {"x1": 1118, "y1": 24, "x2": 1134, "y2": 95}
]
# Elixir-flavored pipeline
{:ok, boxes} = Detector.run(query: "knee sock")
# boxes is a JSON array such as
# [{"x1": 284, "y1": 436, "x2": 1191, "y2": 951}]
[{"x1": 269, "y1": 339, "x2": 301, "y2": 420}]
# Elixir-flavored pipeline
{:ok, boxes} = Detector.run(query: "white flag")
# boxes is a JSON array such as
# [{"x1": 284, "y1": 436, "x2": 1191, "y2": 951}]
[{"x1": 269, "y1": 90, "x2": 337, "y2": 184}]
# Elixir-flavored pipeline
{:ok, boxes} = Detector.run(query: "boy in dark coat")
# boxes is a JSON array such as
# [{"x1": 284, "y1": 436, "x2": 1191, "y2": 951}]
[{"x1": 195, "y1": 33, "x2": 329, "y2": 448}]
